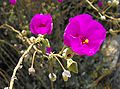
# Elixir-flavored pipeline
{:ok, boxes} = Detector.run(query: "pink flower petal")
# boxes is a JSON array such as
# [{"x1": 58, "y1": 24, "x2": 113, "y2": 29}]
[
  {"x1": 9, "y1": 0, "x2": 16, "y2": 5},
  {"x1": 29, "y1": 14, "x2": 53, "y2": 35},
  {"x1": 63, "y1": 13, "x2": 106, "y2": 56}
]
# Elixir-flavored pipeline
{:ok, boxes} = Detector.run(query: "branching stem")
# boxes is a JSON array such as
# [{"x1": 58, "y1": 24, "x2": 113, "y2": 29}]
[
  {"x1": 31, "y1": 51, "x2": 37, "y2": 68},
  {"x1": 53, "y1": 55, "x2": 65, "y2": 70},
  {"x1": 86, "y1": 0, "x2": 120, "y2": 21},
  {"x1": 9, "y1": 43, "x2": 34, "y2": 89}
]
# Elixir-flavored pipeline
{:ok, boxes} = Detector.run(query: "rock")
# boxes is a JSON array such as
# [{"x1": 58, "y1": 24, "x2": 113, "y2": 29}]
[{"x1": 102, "y1": 35, "x2": 120, "y2": 89}]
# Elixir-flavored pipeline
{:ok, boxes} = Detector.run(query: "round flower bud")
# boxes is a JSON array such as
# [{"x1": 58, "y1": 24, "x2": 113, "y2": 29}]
[
  {"x1": 30, "y1": 36, "x2": 35, "y2": 43},
  {"x1": 62, "y1": 72, "x2": 68, "y2": 81},
  {"x1": 62, "y1": 74, "x2": 68, "y2": 82},
  {"x1": 107, "y1": 0, "x2": 112, "y2": 5},
  {"x1": 3, "y1": 2, "x2": 7, "y2": 6},
  {"x1": 98, "y1": 1, "x2": 103, "y2": 7},
  {"x1": 46, "y1": 47, "x2": 52, "y2": 55},
  {"x1": 62, "y1": 70, "x2": 71, "y2": 81},
  {"x1": 49, "y1": 73, "x2": 57, "y2": 82},
  {"x1": 63, "y1": 70, "x2": 71, "y2": 78},
  {"x1": 20, "y1": 50, "x2": 25, "y2": 54},
  {"x1": 38, "y1": 34, "x2": 44, "y2": 37},
  {"x1": 4, "y1": 87, "x2": 9, "y2": 89},
  {"x1": 100, "y1": 16, "x2": 106, "y2": 20},
  {"x1": 109, "y1": 28, "x2": 114, "y2": 33},
  {"x1": 112, "y1": 0, "x2": 119, "y2": 5},
  {"x1": 21, "y1": 30, "x2": 27, "y2": 36},
  {"x1": 28, "y1": 67, "x2": 35, "y2": 75},
  {"x1": 109, "y1": 28, "x2": 113, "y2": 32}
]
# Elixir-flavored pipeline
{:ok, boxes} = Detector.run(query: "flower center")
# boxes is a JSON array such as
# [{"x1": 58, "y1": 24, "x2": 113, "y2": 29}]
[
  {"x1": 39, "y1": 23, "x2": 46, "y2": 27},
  {"x1": 82, "y1": 39, "x2": 89, "y2": 44}
]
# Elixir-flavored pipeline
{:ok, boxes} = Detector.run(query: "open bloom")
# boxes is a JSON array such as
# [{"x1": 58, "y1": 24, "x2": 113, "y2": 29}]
[
  {"x1": 9, "y1": 0, "x2": 16, "y2": 5},
  {"x1": 64, "y1": 14, "x2": 106, "y2": 56},
  {"x1": 58, "y1": 0, "x2": 63, "y2": 3},
  {"x1": 30, "y1": 14, "x2": 53, "y2": 35},
  {"x1": 98, "y1": 1, "x2": 103, "y2": 7}
]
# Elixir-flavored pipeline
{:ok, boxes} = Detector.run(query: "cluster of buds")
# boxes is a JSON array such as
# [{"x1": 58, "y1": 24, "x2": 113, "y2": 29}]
[{"x1": 48, "y1": 70, "x2": 71, "y2": 82}]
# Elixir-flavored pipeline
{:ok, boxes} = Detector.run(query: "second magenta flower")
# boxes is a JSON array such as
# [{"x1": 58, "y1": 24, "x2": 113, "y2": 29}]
[
  {"x1": 63, "y1": 14, "x2": 106, "y2": 56},
  {"x1": 30, "y1": 14, "x2": 53, "y2": 35}
]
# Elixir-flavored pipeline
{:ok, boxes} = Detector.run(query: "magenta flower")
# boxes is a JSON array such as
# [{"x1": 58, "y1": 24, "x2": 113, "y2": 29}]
[
  {"x1": 98, "y1": 1, "x2": 103, "y2": 7},
  {"x1": 57, "y1": 0, "x2": 63, "y2": 3},
  {"x1": 46, "y1": 47, "x2": 52, "y2": 55},
  {"x1": 64, "y1": 14, "x2": 106, "y2": 56},
  {"x1": 9, "y1": 0, "x2": 16, "y2": 5},
  {"x1": 30, "y1": 14, "x2": 53, "y2": 35}
]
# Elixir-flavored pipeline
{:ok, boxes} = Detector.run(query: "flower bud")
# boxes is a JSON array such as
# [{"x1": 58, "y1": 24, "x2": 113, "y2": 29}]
[
  {"x1": 28, "y1": 67, "x2": 35, "y2": 75},
  {"x1": 67, "y1": 59, "x2": 78, "y2": 73},
  {"x1": 3, "y1": 2, "x2": 7, "y2": 6},
  {"x1": 100, "y1": 16, "x2": 106, "y2": 20},
  {"x1": 38, "y1": 34, "x2": 44, "y2": 38},
  {"x1": 98, "y1": 1, "x2": 103, "y2": 7},
  {"x1": 63, "y1": 70, "x2": 71, "y2": 78},
  {"x1": 62, "y1": 70, "x2": 71, "y2": 81},
  {"x1": 30, "y1": 36, "x2": 35, "y2": 43},
  {"x1": 62, "y1": 74, "x2": 68, "y2": 81},
  {"x1": 62, "y1": 48, "x2": 74, "y2": 59},
  {"x1": 49, "y1": 73, "x2": 57, "y2": 82},
  {"x1": 46, "y1": 47, "x2": 52, "y2": 55},
  {"x1": 107, "y1": 0, "x2": 112, "y2": 5},
  {"x1": 21, "y1": 30, "x2": 27, "y2": 36},
  {"x1": 20, "y1": 50, "x2": 25, "y2": 54},
  {"x1": 4, "y1": 87, "x2": 9, "y2": 89},
  {"x1": 109, "y1": 28, "x2": 113, "y2": 32},
  {"x1": 112, "y1": 0, "x2": 119, "y2": 5}
]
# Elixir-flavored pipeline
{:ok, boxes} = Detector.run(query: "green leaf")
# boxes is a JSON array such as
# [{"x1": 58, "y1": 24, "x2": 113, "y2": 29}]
[
  {"x1": 40, "y1": 38, "x2": 50, "y2": 54},
  {"x1": 42, "y1": 39, "x2": 50, "y2": 47},
  {"x1": 67, "y1": 59, "x2": 78, "y2": 73}
]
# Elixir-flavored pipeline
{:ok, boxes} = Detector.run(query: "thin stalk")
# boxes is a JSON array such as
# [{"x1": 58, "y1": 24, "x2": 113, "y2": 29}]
[{"x1": 9, "y1": 43, "x2": 34, "y2": 89}]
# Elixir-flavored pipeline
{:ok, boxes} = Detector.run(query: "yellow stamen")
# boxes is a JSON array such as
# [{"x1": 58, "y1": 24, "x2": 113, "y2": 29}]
[{"x1": 82, "y1": 39, "x2": 89, "y2": 44}]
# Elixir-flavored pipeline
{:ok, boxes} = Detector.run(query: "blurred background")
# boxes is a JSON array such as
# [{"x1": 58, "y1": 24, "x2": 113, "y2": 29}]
[{"x1": 0, "y1": 0, "x2": 120, "y2": 89}]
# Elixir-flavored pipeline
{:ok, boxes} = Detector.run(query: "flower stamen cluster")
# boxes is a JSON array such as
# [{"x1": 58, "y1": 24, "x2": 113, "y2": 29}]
[{"x1": 82, "y1": 39, "x2": 89, "y2": 44}]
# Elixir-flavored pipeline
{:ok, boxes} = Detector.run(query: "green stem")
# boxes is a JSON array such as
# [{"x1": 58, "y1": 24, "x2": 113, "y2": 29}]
[
  {"x1": 59, "y1": 45, "x2": 66, "y2": 55},
  {"x1": 31, "y1": 51, "x2": 37, "y2": 68},
  {"x1": 102, "y1": 4, "x2": 112, "y2": 14},
  {"x1": 54, "y1": 55, "x2": 65, "y2": 70},
  {"x1": 51, "y1": 81, "x2": 54, "y2": 89}
]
